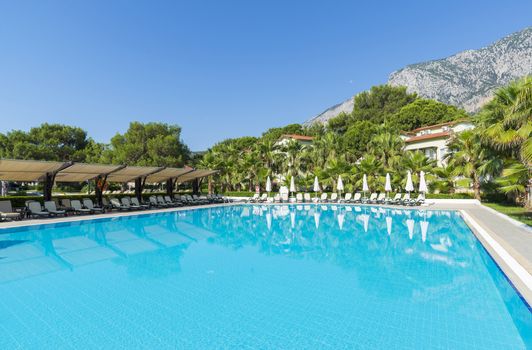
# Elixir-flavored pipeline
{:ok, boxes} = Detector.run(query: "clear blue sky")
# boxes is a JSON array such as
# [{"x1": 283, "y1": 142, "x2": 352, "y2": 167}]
[{"x1": 0, "y1": 1, "x2": 530, "y2": 150}]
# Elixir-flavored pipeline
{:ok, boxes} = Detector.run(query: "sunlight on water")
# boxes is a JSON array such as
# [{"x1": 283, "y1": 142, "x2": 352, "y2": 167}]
[{"x1": 0, "y1": 205, "x2": 530, "y2": 349}]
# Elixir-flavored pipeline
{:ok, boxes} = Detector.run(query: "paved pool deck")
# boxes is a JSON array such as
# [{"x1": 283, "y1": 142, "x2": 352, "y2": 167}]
[
  {"x1": 1, "y1": 200, "x2": 531, "y2": 304},
  {"x1": 430, "y1": 202, "x2": 532, "y2": 304}
]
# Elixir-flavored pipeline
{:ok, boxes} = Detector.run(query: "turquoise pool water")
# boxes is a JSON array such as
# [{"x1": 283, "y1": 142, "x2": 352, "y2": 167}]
[{"x1": 0, "y1": 204, "x2": 530, "y2": 349}]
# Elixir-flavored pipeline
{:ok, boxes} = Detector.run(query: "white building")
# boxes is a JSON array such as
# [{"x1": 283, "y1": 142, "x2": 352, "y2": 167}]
[
  {"x1": 275, "y1": 134, "x2": 314, "y2": 148},
  {"x1": 401, "y1": 120, "x2": 475, "y2": 166}
]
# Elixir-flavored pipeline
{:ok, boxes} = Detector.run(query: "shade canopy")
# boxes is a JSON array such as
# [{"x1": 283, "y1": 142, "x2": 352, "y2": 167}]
[
  {"x1": 313, "y1": 176, "x2": 320, "y2": 192},
  {"x1": 176, "y1": 169, "x2": 218, "y2": 183},
  {"x1": 55, "y1": 163, "x2": 124, "y2": 182},
  {"x1": 107, "y1": 166, "x2": 164, "y2": 183},
  {"x1": 405, "y1": 171, "x2": 414, "y2": 192},
  {"x1": 419, "y1": 171, "x2": 428, "y2": 193},
  {"x1": 385, "y1": 173, "x2": 392, "y2": 192},
  {"x1": 362, "y1": 174, "x2": 369, "y2": 192},
  {"x1": 145, "y1": 167, "x2": 193, "y2": 184},
  {"x1": 266, "y1": 176, "x2": 272, "y2": 192},
  {"x1": 289, "y1": 176, "x2": 296, "y2": 193},
  {"x1": 337, "y1": 176, "x2": 344, "y2": 192},
  {"x1": 0, "y1": 159, "x2": 68, "y2": 181}
]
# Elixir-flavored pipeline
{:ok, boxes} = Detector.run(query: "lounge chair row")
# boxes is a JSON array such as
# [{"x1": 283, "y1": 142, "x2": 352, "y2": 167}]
[
  {"x1": 0, "y1": 194, "x2": 232, "y2": 222},
  {"x1": 248, "y1": 192, "x2": 424, "y2": 206}
]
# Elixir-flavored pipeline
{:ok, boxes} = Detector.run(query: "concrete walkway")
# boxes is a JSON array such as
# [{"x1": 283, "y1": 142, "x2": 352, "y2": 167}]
[{"x1": 432, "y1": 202, "x2": 532, "y2": 304}]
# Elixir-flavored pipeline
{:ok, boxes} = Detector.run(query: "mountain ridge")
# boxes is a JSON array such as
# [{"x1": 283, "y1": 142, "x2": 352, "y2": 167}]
[{"x1": 304, "y1": 27, "x2": 532, "y2": 125}]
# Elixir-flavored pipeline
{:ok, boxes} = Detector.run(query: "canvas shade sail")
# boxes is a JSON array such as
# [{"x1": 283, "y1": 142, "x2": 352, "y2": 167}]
[
  {"x1": 145, "y1": 167, "x2": 193, "y2": 184},
  {"x1": 0, "y1": 159, "x2": 68, "y2": 181},
  {"x1": 55, "y1": 163, "x2": 124, "y2": 182},
  {"x1": 106, "y1": 166, "x2": 164, "y2": 183},
  {"x1": 176, "y1": 169, "x2": 218, "y2": 183}
]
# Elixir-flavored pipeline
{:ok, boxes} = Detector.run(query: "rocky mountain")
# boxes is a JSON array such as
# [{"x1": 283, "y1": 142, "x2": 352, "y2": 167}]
[
  {"x1": 305, "y1": 27, "x2": 532, "y2": 125},
  {"x1": 303, "y1": 97, "x2": 354, "y2": 126}
]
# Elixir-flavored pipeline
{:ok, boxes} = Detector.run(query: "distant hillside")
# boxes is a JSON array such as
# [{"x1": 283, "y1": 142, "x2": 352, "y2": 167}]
[
  {"x1": 305, "y1": 26, "x2": 532, "y2": 125},
  {"x1": 303, "y1": 97, "x2": 354, "y2": 126}
]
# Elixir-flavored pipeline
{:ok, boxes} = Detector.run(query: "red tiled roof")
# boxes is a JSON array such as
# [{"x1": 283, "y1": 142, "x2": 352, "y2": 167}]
[
  {"x1": 404, "y1": 131, "x2": 451, "y2": 143},
  {"x1": 280, "y1": 134, "x2": 314, "y2": 141}
]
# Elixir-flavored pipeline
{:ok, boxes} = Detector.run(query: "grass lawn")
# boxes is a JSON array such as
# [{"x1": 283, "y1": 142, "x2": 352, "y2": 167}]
[{"x1": 483, "y1": 203, "x2": 532, "y2": 227}]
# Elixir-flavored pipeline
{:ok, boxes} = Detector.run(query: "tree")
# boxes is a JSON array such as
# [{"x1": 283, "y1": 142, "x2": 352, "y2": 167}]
[
  {"x1": 398, "y1": 151, "x2": 436, "y2": 191},
  {"x1": 103, "y1": 122, "x2": 190, "y2": 166},
  {"x1": 446, "y1": 130, "x2": 502, "y2": 200},
  {"x1": 479, "y1": 76, "x2": 531, "y2": 206},
  {"x1": 351, "y1": 85, "x2": 417, "y2": 124},
  {"x1": 343, "y1": 121, "x2": 379, "y2": 160},
  {"x1": 432, "y1": 165, "x2": 456, "y2": 194},
  {"x1": 0, "y1": 123, "x2": 99, "y2": 162},
  {"x1": 367, "y1": 130, "x2": 404, "y2": 170},
  {"x1": 353, "y1": 154, "x2": 383, "y2": 192},
  {"x1": 327, "y1": 112, "x2": 352, "y2": 134},
  {"x1": 389, "y1": 99, "x2": 469, "y2": 131},
  {"x1": 260, "y1": 124, "x2": 305, "y2": 143}
]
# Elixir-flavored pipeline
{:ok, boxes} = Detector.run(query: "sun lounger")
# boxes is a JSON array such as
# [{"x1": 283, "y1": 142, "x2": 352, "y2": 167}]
[
  {"x1": 340, "y1": 193, "x2": 352, "y2": 203},
  {"x1": 330, "y1": 193, "x2": 338, "y2": 203},
  {"x1": 120, "y1": 197, "x2": 140, "y2": 210},
  {"x1": 0, "y1": 200, "x2": 22, "y2": 221},
  {"x1": 102, "y1": 197, "x2": 112, "y2": 210},
  {"x1": 44, "y1": 201, "x2": 66, "y2": 216},
  {"x1": 110, "y1": 198, "x2": 131, "y2": 211},
  {"x1": 352, "y1": 193, "x2": 362, "y2": 203},
  {"x1": 388, "y1": 193, "x2": 402, "y2": 205},
  {"x1": 248, "y1": 193, "x2": 260, "y2": 203},
  {"x1": 280, "y1": 193, "x2": 289, "y2": 202},
  {"x1": 296, "y1": 193, "x2": 303, "y2": 203},
  {"x1": 399, "y1": 193, "x2": 411, "y2": 205},
  {"x1": 149, "y1": 196, "x2": 164, "y2": 208},
  {"x1": 304, "y1": 193, "x2": 311, "y2": 203},
  {"x1": 59, "y1": 198, "x2": 75, "y2": 212},
  {"x1": 155, "y1": 195, "x2": 171, "y2": 207},
  {"x1": 83, "y1": 198, "x2": 105, "y2": 213},
  {"x1": 375, "y1": 193, "x2": 386, "y2": 204},
  {"x1": 407, "y1": 194, "x2": 425, "y2": 206},
  {"x1": 273, "y1": 194, "x2": 282, "y2": 203},
  {"x1": 70, "y1": 200, "x2": 92, "y2": 214},
  {"x1": 319, "y1": 193, "x2": 328, "y2": 203},
  {"x1": 27, "y1": 201, "x2": 49, "y2": 218},
  {"x1": 365, "y1": 193, "x2": 378, "y2": 203}
]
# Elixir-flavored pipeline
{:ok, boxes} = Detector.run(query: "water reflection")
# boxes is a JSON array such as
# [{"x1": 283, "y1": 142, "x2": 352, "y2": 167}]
[{"x1": 0, "y1": 204, "x2": 490, "y2": 288}]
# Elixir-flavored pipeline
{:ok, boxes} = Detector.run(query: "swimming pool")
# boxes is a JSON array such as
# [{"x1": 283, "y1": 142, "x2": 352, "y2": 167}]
[{"x1": 0, "y1": 204, "x2": 530, "y2": 349}]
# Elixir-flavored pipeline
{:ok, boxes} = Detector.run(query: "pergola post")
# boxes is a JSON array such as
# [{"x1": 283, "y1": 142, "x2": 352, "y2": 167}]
[
  {"x1": 192, "y1": 178, "x2": 200, "y2": 195},
  {"x1": 134, "y1": 178, "x2": 143, "y2": 202},
  {"x1": 166, "y1": 179, "x2": 174, "y2": 198},
  {"x1": 43, "y1": 172, "x2": 55, "y2": 201},
  {"x1": 94, "y1": 175, "x2": 106, "y2": 207}
]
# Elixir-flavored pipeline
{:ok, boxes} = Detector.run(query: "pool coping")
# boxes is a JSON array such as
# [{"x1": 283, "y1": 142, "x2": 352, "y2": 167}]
[{"x1": 459, "y1": 210, "x2": 532, "y2": 306}]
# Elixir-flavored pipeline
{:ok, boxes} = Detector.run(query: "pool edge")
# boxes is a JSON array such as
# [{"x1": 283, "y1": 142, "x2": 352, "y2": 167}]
[{"x1": 460, "y1": 209, "x2": 532, "y2": 306}]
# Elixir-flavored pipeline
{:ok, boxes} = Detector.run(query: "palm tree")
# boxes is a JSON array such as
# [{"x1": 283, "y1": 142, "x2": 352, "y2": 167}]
[
  {"x1": 432, "y1": 164, "x2": 456, "y2": 194},
  {"x1": 368, "y1": 132, "x2": 404, "y2": 169},
  {"x1": 395, "y1": 151, "x2": 436, "y2": 192},
  {"x1": 282, "y1": 139, "x2": 305, "y2": 177},
  {"x1": 496, "y1": 160, "x2": 529, "y2": 204},
  {"x1": 480, "y1": 76, "x2": 531, "y2": 206},
  {"x1": 354, "y1": 155, "x2": 383, "y2": 191},
  {"x1": 446, "y1": 130, "x2": 502, "y2": 200},
  {"x1": 482, "y1": 76, "x2": 531, "y2": 164}
]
